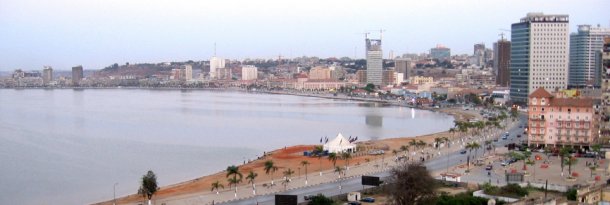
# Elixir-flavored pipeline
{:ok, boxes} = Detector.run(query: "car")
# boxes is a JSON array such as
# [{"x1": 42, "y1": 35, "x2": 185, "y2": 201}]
[
  {"x1": 517, "y1": 134, "x2": 521, "y2": 138},
  {"x1": 485, "y1": 165, "x2": 493, "y2": 170},
  {"x1": 501, "y1": 136, "x2": 508, "y2": 140},
  {"x1": 346, "y1": 201, "x2": 362, "y2": 205},
  {"x1": 493, "y1": 138, "x2": 499, "y2": 142},
  {"x1": 304, "y1": 195, "x2": 315, "y2": 201},
  {"x1": 460, "y1": 150, "x2": 467, "y2": 154},
  {"x1": 360, "y1": 197, "x2": 375, "y2": 203}
]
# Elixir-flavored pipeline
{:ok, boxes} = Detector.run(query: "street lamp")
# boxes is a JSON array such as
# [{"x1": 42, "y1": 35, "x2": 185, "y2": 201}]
[{"x1": 113, "y1": 183, "x2": 118, "y2": 205}]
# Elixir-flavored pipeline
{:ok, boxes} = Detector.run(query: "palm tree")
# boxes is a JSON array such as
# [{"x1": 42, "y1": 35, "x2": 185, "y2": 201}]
[
  {"x1": 465, "y1": 142, "x2": 480, "y2": 171},
  {"x1": 434, "y1": 137, "x2": 443, "y2": 149},
  {"x1": 282, "y1": 168, "x2": 295, "y2": 191},
  {"x1": 264, "y1": 160, "x2": 278, "y2": 185},
  {"x1": 300, "y1": 160, "x2": 310, "y2": 185},
  {"x1": 592, "y1": 144, "x2": 602, "y2": 160},
  {"x1": 484, "y1": 140, "x2": 492, "y2": 155},
  {"x1": 137, "y1": 170, "x2": 159, "y2": 205},
  {"x1": 392, "y1": 149, "x2": 398, "y2": 160},
  {"x1": 246, "y1": 171, "x2": 258, "y2": 195},
  {"x1": 559, "y1": 147, "x2": 572, "y2": 176},
  {"x1": 226, "y1": 165, "x2": 243, "y2": 198},
  {"x1": 400, "y1": 145, "x2": 409, "y2": 156},
  {"x1": 328, "y1": 153, "x2": 338, "y2": 167},
  {"x1": 211, "y1": 180, "x2": 224, "y2": 195},
  {"x1": 334, "y1": 166, "x2": 345, "y2": 178},
  {"x1": 314, "y1": 145, "x2": 324, "y2": 176},
  {"x1": 417, "y1": 140, "x2": 427, "y2": 151},
  {"x1": 341, "y1": 152, "x2": 352, "y2": 170}
]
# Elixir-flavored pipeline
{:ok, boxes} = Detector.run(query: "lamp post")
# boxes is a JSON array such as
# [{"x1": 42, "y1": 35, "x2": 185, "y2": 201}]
[{"x1": 113, "y1": 182, "x2": 118, "y2": 205}]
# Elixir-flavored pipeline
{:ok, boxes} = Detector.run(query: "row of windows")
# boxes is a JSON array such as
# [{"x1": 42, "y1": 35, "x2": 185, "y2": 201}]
[
  {"x1": 532, "y1": 46, "x2": 566, "y2": 54},
  {"x1": 532, "y1": 56, "x2": 567, "y2": 59},
  {"x1": 532, "y1": 41, "x2": 568, "y2": 46},
  {"x1": 532, "y1": 23, "x2": 568, "y2": 28},
  {"x1": 532, "y1": 64, "x2": 567, "y2": 68},
  {"x1": 529, "y1": 105, "x2": 591, "y2": 113}
]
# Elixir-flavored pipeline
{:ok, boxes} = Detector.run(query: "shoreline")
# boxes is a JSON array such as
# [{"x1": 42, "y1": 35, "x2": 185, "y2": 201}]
[{"x1": 92, "y1": 106, "x2": 474, "y2": 205}]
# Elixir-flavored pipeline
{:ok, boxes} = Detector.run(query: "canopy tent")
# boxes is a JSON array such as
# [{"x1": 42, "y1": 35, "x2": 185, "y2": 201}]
[{"x1": 323, "y1": 133, "x2": 357, "y2": 153}]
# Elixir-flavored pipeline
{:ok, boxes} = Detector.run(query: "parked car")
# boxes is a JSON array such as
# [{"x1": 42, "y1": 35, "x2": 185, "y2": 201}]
[
  {"x1": 517, "y1": 134, "x2": 521, "y2": 138},
  {"x1": 304, "y1": 195, "x2": 315, "y2": 201},
  {"x1": 360, "y1": 197, "x2": 375, "y2": 203},
  {"x1": 460, "y1": 150, "x2": 467, "y2": 154},
  {"x1": 501, "y1": 136, "x2": 508, "y2": 140},
  {"x1": 485, "y1": 165, "x2": 493, "y2": 170},
  {"x1": 346, "y1": 201, "x2": 362, "y2": 205}
]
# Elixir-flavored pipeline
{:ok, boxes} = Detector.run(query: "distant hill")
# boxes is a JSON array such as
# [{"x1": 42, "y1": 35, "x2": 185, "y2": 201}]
[{"x1": 94, "y1": 62, "x2": 205, "y2": 78}]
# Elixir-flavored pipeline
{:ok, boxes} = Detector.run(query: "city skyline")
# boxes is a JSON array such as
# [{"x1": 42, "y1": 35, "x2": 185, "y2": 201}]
[{"x1": 0, "y1": 0, "x2": 609, "y2": 71}]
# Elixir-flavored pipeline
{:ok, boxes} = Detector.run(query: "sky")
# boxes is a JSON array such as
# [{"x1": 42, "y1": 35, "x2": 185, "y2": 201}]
[{"x1": 0, "y1": 0, "x2": 609, "y2": 71}]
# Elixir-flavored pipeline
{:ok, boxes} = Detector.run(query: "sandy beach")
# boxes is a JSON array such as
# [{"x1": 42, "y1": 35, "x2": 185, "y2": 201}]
[{"x1": 93, "y1": 107, "x2": 476, "y2": 205}]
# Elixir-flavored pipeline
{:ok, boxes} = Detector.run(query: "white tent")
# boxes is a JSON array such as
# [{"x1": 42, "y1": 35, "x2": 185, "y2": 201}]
[{"x1": 323, "y1": 133, "x2": 357, "y2": 153}]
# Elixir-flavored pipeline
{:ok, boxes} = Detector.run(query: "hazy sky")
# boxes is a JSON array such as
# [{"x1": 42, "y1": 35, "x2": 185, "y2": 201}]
[{"x1": 0, "y1": 0, "x2": 608, "y2": 71}]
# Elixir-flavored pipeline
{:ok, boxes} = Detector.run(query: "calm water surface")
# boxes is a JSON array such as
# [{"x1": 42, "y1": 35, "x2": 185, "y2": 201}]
[{"x1": 0, "y1": 89, "x2": 453, "y2": 205}]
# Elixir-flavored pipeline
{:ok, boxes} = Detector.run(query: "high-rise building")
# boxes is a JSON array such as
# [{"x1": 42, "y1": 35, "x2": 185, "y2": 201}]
[
  {"x1": 493, "y1": 39, "x2": 511, "y2": 87},
  {"x1": 394, "y1": 58, "x2": 412, "y2": 81},
  {"x1": 42, "y1": 66, "x2": 53, "y2": 85},
  {"x1": 600, "y1": 37, "x2": 610, "y2": 141},
  {"x1": 366, "y1": 37, "x2": 383, "y2": 86},
  {"x1": 473, "y1": 43, "x2": 486, "y2": 67},
  {"x1": 430, "y1": 45, "x2": 451, "y2": 61},
  {"x1": 209, "y1": 56, "x2": 225, "y2": 80},
  {"x1": 184, "y1": 64, "x2": 193, "y2": 81},
  {"x1": 72, "y1": 65, "x2": 83, "y2": 86},
  {"x1": 509, "y1": 13, "x2": 570, "y2": 104},
  {"x1": 569, "y1": 25, "x2": 610, "y2": 87},
  {"x1": 241, "y1": 65, "x2": 258, "y2": 81}
]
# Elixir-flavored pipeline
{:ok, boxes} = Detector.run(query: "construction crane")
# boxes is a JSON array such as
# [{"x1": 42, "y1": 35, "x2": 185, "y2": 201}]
[{"x1": 498, "y1": 29, "x2": 511, "y2": 41}]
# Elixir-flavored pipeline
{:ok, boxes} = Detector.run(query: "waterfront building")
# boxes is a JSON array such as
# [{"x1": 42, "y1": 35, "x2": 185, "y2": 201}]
[
  {"x1": 600, "y1": 37, "x2": 610, "y2": 141},
  {"x1": 309, "y1": 66, "x2": 332, "y2": 80},
  {"x1": 209, "y1": 56, "x2": 225, "y2": 80},
  {"x1": 493, "y1": 39, "x2": 511, "y2": 87},
  {"x1": 184, "y1": 64, "x2": 193, "y2": 81},
  {"x1": 171, "y1": 68, "x2": 182, "y2": 80},
  {"x1": 42, "y1": 66, "x2": 53, "y2": 85},
  {"x1": 72, "y1": 65, "x2": 83, "y2": 86},
  {"x1": 510, "y1": 13, "x2": 570, "y2": 105},
  {"x1": 528, "y1": 87, "x2": 597, "y2": 148},
  {"x1": 395, "y1": 58, "x2": 413, "y2": 81},
  {"x1": 366, "y1": 37, "x2": 383, "y2": 86},
  {"x1": 569, "y1": 25, "x2": 610, "y2": 87},
  {"x1": 241, "y1": 65, "x2": 258, "y2": 81},
  {"x1": 382, "y1": 70, "x2": 395, "y2": 86},
  {"x1": 356, "y1": 70, "x2": 367, "y2": 84},
  {"x1": 430, "y1": 45, "x2": 450, "y2": 61}
]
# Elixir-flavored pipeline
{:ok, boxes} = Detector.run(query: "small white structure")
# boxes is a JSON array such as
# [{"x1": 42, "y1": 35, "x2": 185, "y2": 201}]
[
  {"x1": 323, "y1": 133, "x2": 357, "y2": 153},
  {"x1": 347, "y1": 192, "x2": 361, "y2": 201}
]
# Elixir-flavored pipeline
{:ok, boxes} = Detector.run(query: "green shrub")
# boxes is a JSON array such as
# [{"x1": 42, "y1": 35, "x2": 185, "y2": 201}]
[{"x1": 565, "y1": 189, "x2": 577, "y2": 201}]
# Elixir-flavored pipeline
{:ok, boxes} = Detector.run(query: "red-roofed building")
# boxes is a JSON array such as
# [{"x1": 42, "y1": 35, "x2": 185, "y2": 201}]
[{"x1": 528, "y1": 87, "x2": 598, "y2": 148}]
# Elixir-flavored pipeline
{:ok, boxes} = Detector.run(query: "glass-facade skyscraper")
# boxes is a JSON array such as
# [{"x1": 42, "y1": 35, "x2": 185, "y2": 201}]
[
  {"x1": 366, "y1": 38, "x2": 383, "y2": 86},
  {"x1": 568, "y1": 24, "x2": 610, "y2": 87},
  {"x1": 510, "y1": 13, "x2": 569, "y2": 105}
]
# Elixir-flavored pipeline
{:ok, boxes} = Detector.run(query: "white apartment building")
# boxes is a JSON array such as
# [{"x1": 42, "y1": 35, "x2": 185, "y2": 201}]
[
  {"x1": 241, "y1": 65, "x2": 258, "y2": 81},
  {"x1": 210, "y1": 56, "x2": 225, "y2": 80},
  {"x1": 184, "y1": 64, "x2": 193, "y2": 81}
]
